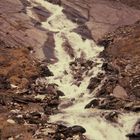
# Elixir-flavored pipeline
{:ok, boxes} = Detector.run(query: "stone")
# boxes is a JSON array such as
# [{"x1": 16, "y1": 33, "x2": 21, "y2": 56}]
[
  {"x1": 104, "y1": 111, "x2": 119, "y2": 123},
  {"x1": 126, "y1": 119, "x2": 140, "y2": 139},
  {"x1": 72, "y1": 25, "x2": 93, "y2": 40},
  {"x1": 56, "y1": 90, "x2": 65, "y2": 96},
  {"x1": 58, "y1": 100, "x2": 73, "y2": 109},
  {"x1": 46, "y1": 0, "x2": 61, "y2": 5},
  {"x1": 85, "y1": 99, "x2": 100, "y2": 109},
  {"x1": 33, "y1": 6, "x2": 51, "y2": 22},
  {"x1": 57, "y1": 125, "x2": 86, "y2": 137},
  {"x1": 0, "y1": 75, "x2": 11, "y2": 89},
  {"x1": 62, "y1": 5, "x2": 88, "y2": 25},
  {"x1": 113, "y1": 85, "x2": 128, "y2": 99},
  {"x1": 39, "y1": 65, "x2": 54, "y2": 77},
  {"x1": 87, "y1": 77, "x2": 101, "y2": 91}
]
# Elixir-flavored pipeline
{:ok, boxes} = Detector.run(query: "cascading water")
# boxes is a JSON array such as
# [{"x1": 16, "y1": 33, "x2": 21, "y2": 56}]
[{"x1": 27, "y1": 0, "x2": 139, "y2": 139}]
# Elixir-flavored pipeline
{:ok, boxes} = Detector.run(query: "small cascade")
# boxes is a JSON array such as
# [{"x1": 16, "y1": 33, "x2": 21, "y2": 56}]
[{"x1": 27, "y1": 0, "x2": 139, "y2": 139}]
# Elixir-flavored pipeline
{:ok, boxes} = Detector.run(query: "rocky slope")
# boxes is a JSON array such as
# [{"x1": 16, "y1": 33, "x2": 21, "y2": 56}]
[{"x1": 57, "y1": 0, "x2": 140, "y2": 42}]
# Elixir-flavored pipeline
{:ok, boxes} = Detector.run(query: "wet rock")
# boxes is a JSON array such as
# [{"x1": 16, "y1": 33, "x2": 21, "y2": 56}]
[
  {"x1": 113, "y1": 85, "x2": 128, "y2": 99},
  {"x1": 40, "y1": 64, "x2": 54, "y2": 77},
  {"x1": 88, "y1": 96, "x2": 127, "y2": 110},
  {"x1": 33, "y1": 6, "x2": 51, "y2": 22},
  {"x1": 43, "y1": 32, "x2": 57, "y2": 63},
  {"x1": 131, "y1": 106, "x2": 140, "y2": 112},
  {"x1": 98, "y1": 39, "x2": 113, "y2": 48},
  {"x1": 99, "y1": 97, "x2": 126, "y2": 110},
  {"x1": 85, "y1": 99, "x2": 100, "y2": 109},
  {"x1": 48, "y1": 99, "x2": 59, "y2": 107},
  {"x1": 72, "y1": 25, "x2": 93, "y2": 40},
  {"x1": 102, "y1": 63, "x2": 119, "y2": 75},
  {"x1": 43, "y1": 106, "x2": 53, "y2": 115},
  {"x1": 19, "y1": 0, "x2": 31, "y2": 8},
  {"x1": 57, "y1": 125, "x2": 86, "y2": 137},
  {"x1": 103, "y1": 111, "x2": 119, "y2": 123},
  {"x1": 87, "y1": 77, "x2": 101, "y2": 91},
  {"x1": 46, "y1": 0, "x2": 61, "y2": 5},
  {"x1": 62, "y1": 5, "x2": 88, "y2": 25},
  {"x1": 70, "y1": 125, "x2": 86, "y2": 134},
  {"x1": 95, "y1": 87, "x2": 109, "y2": 97},
  {"x1": 126, "y1": 119, "x2": 140, "y2": 139},
  {"x1": 56, "y1": 90, "x2": 65, "y2": 96},
  {"x1": 62, "y1": 39, "x2": 75, "y2": 58}
]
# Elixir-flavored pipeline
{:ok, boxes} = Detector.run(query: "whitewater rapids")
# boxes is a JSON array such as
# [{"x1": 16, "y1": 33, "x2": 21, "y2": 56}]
[{"x1": 27, "y1": 0, "x2": 139, "y2": 140}]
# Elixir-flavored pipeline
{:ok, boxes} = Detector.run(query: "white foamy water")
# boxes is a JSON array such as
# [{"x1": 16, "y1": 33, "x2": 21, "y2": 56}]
[{"x1": 27, "y1": 0, "x2": 139, "y2": 139}]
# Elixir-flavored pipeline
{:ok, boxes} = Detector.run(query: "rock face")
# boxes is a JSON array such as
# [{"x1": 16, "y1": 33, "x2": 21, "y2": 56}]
[
  {"x1": 60, "y1": 0, "x2": 140, "y2": 42},
  {"x1": 0, "y1": 0, "x2": 48, "y2": 60}
]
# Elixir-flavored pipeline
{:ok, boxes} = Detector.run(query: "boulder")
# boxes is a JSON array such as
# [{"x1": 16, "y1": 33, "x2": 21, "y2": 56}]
[{"x1": 113, "y1": 85, "x2": 128, "y2": 99}]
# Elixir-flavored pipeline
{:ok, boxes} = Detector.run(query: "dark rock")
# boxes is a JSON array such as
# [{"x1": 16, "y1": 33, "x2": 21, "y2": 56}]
[
  {"x1": 56, "y1": 90, "x2": 65, "y2": 96},
  {"x1": 98, "y1": 96, "x2": 125, "y2": 110},
  {"x1": 95, "y1": 87, "x2": 109, "y2": 97},
  {"x1": 104, "y1": 111, "x2": 119, "y2": 123},
  {"x1": 30, "y1": 112, "x2": 41, "y2": 119},
  {"x1": 126, "y1": 119, "x2": 140, "y2": 139},
  {"x1": 13, "y1": 96, "x2": 36, "y2": 104},
  {"x1": 57, "y1": 125, "x2": 86, "y2": 137},
  {"x1": 62, "y1": 39, "x2": 75, "y2": 58},
  {"x1": 98, "y1": 39, "x2": 113, "y2": 48},
  {"x1": 87, "y1": 77, "x2": 101, "y2": 91},
  {"x1": 19, "y1": 0, "x2": 31, "y2": 7},
  {"x1": 62, "y1": 5, "x2": 88, "y2": 25},
  {"x1": 40, "y1": 65, "x2": 54, "y2": 77},
  {"x1": 13, "y1": 116, "x2": 25, "y2": 124},
  {"x1": 43, "y1": 32, "x2": 57, "y2": 63},
  {"x1": 48, "y1": 99, "x2": 59, "y2": 107},
  {"x1": 70, "y1": 125, "x2": 86, "y2": 134},
  {"x1": 43, "y1": 105, "x2": 53, "y2": 115},
  {"x1": 132, "y1": 106, "x2": 140, "y2": 112},
  {"x1": 33, "y1": 6, "x2": 51, "y2": 22},
  {"x1": 102, "y1": 63, "x2": 119, "y2": 75},
  {"x1": 85, "y1": 99, "x2": 100, "y2": 109},
  {"x1": 0, "y1": 75, "x2": 11, "y2": 89},
  {"x1": 46, "y1": 0, "x2": 61, "y2": 5},
  {"x1": 72, "y1": 25, "x2": 93, "y2": 40}
]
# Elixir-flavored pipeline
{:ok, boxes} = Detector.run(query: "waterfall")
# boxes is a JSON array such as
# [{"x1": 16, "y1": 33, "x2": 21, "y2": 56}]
[{"x1": 27, "y1": 0, "x2": 139, "y2": 139}]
